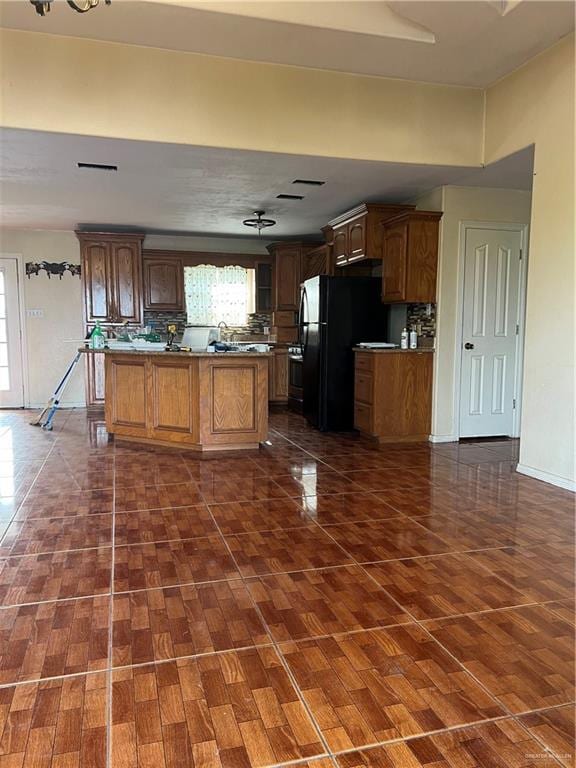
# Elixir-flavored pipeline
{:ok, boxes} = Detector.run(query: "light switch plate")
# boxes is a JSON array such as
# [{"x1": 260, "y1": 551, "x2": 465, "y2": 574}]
[{"x1": 26, "y1": 309, "x2": 44, "y2": 318}]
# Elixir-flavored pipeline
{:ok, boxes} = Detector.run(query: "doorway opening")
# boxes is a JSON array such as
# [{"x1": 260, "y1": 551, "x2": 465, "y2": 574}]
[{"x1": 0, "y1": 257, "x2": 25, "y2": 409}]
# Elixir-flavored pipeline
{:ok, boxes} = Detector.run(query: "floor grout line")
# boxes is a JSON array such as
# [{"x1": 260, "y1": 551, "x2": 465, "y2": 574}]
[{"x1": 198, "y1": 486, "x2": 337, "y2": 763}]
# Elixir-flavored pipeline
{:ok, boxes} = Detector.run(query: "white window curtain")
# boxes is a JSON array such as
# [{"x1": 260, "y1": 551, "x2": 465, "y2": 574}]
[{"x1": 184, "y1": 265, "x2": 255, "y2": 326}]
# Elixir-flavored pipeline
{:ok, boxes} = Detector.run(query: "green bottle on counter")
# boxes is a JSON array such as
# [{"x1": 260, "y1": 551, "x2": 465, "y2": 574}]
[{"x1": 91, "y1": 322, "x2": 106, "y2": 350}]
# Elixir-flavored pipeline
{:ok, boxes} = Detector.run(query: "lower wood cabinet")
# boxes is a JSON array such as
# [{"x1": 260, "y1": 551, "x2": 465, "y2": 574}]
[
  {"x1": 85, "y1": 350, "x2": 106, "y2": 407},
  {"x1": 354, "y1": 350, "x2": 433, "y2": 442},
  {"x1": 105, "y1": 353, "x2": 269, "y2": 450},
  {"x1": 269, "y1": 348, "x2": 289, "y2": 403}
]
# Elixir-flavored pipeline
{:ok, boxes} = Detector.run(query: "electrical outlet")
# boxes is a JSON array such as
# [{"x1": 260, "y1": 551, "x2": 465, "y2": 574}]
[{"x1": 26, "y1": 309, "x2": 44, "y2": 318}]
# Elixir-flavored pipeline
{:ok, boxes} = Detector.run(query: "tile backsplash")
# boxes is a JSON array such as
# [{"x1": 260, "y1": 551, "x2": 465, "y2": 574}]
[
  {"x1": 407, "y1": 303, "x2": 436, "y2": 338},
  {"x1": 143, "y1": 311, "x2": 271, "y2": 341}
]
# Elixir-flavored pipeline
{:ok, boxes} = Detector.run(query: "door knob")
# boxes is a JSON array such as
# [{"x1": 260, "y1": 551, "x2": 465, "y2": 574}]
[{"x1": 464, "y1": 342, "x2": 474, "y2": 350}]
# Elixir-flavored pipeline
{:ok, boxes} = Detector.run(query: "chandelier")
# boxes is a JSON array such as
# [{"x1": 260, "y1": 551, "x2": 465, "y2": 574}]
[
  {"x1": 242, "y1": 210, "x2": 276, "y2": 235},
  {"x1": 30, "y1": 0, "x2": 111, "y2": 16}
]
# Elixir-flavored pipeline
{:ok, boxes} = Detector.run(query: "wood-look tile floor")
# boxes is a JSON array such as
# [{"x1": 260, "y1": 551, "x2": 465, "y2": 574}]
[{"x1": 0, "y1": 408, "x2": 573, "y2": 767}]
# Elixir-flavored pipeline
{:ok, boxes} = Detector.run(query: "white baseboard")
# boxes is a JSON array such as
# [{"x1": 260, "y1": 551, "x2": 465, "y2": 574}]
[
  {"x1": 429, "y1": 434, "x2": 458, "y2": 443},
  {"x1": 516, "y1": 463, "x2": 576, "y2": 492}
]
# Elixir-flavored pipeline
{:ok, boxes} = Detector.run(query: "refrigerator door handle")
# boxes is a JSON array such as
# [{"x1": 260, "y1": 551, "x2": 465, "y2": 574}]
[{"x1": 299, "y1": 288, "x2": 309, "y2": 351}]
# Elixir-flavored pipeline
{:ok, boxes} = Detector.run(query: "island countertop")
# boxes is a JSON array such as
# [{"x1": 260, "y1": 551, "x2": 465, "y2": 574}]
[
  {"x1": 80, "y1": 347, "x2": 271, "y2": 357},
  {"x1": 100, "y1": 347, "x2": 269, "y2": 452}
]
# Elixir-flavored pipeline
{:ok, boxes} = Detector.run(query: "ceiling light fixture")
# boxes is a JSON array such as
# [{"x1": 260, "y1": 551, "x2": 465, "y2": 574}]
[
  {"x1": 30, "y1": 0, "x2": 111, "y2": 16},
  {"x1": 242, "y1": 210, "x2": 276, "y2": 235}
]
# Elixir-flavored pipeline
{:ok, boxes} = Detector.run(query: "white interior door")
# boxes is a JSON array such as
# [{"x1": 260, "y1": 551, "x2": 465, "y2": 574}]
[
  {"x1": 459, "y1": 227, "x2": 523, "y2": 438},
  {"x1": 0, "y1": 258, "x2": 24, "y2": 408}
]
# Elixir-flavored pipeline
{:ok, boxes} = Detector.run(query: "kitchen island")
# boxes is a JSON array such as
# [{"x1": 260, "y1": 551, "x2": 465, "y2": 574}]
[{"x1": 85, "y1": 348, "x2": 270, "y2": 452}]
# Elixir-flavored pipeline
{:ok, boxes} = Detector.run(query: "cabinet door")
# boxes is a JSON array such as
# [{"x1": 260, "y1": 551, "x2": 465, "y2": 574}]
[
  {"x1": 255, "y1": 262, "x2": 272, "y2": 313},
  {"x1": 111, "y1": 242, "x2": 142, "y2": 323},
  {"x1": 333, "y1": 226, "x2": 348, "y2": 266},
  {"x1": 82, "y1": 242, "x2": 113, "y2": 323},
  {"x1": 85, "y1": 350, "x2": 106, "y2": 407},
  {"x1": 143, "y1": 258, "x2": 184, "y2": 311},
  {"x1": 273, "y1": 350, "x2": 289, "y2": 399},
  {"x1": 382, "y1": 223, "x2": 408, "y2": 302},
  {"x1": 274, "y1": 247, "x2": 301, "y2": 311},
  {"x1": 348, "y1": 218, "x2": 366, "y2": 262},
  {"x1": 405, "y1": 218, "x2": 439, "y2": 302}
]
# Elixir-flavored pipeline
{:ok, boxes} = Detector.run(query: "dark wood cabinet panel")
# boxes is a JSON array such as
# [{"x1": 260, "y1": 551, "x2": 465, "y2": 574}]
[
  {"x1": 255, "y1": 261, "x2": 273, "y2": 313},
  {"x1": 348, "y1": 219, "x2": 366, "y2": 262},
  {"x1": 272, "y1": 246, "x2": 301, "y2": 312},
  {"x1": 83, "y1": 242, "x2": 112, "y2": 323},
  {"x1": 111, "y1": 242, "x2": 143, "y2": 323},
  {"x1": 381, "y1": 211, "x2": 442, "y2": 303},
  {"x1": 382, "y1": 223, "x2": 409, "y2": 301},
  {"x1": 405, "y1": 216, "x2": 441, "y2": 302},
  {"x1": 143, "y1": 257, "x2": 184, "y2": 311},
  {"x1": 329, "y1": 203, "x2": 414, "y2": 267},
  {"x1": 269, "y1": 348, "x2": 289, "y2": 402},
  {"x1": 78, "y1": 233, "x2": 144, "y2": 325},
  {"x1": 85, "y1": 347, "x2": 106, "y2": 407},
  {"x1": 354, "y1": 351, "x2": 433, "y2": 442},
  {"x1": 268, "y1": 242, "x2": 317, "y2": 345},
  {"x1": 333, "y1": 227, "x2": 349, "y2": 266}
]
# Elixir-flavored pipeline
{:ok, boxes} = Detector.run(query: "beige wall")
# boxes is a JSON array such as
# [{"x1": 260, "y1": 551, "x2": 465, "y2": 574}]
[
  {"x1": 0, "y1": 230, "x2": 85, "y2": 407},
  {"x1": 485, "y1": 34, "x2": 575, "y2": 487},
  {"x1": 0, "y1": 29, "x2": 483, "y2": 166},
  {"x1": 415, "y1": 186, "x2": 532, "y2": 441}
]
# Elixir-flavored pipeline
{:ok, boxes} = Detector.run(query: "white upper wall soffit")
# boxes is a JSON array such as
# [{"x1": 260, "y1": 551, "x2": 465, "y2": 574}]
[
  {"x1": 0, "y1": 0, "x2": 573, "y2": 87},
  {"x1": 0, "y1": 128, "x2": 534, "y2": 235}
]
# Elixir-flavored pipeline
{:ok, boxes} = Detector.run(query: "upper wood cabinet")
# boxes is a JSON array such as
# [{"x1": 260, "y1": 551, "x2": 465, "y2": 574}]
[
  {"x1": 326, "y1": 203, "x2": 415, "y2": 267},
  {"x1": 268, "y1": 243, "x2": 302, "y2": 312},
  {"x1": 143, "y1": 255, "x2": 184, "y2": 311},
  {"x1": 255, "y1": 261, "x2": 273, "y2": 313},
  {"x1": 381, "y1": 211, "x2": 443, "y2": 303},
  {"x1": 77, "y1": 233, "x2": 144, "y2": 324},
  {"x1": 267, "y1": 242, "x2": 318, "y2": 312},
  {"x1": 302, "y1": 243, "x2": 333, "y2": 281}
]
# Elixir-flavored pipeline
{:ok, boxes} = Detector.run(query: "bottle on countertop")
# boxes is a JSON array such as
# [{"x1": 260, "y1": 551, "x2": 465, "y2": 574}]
[
  {"x1": 400, "y1": 327, "x2": 409, "y2": 350},
  {"x1": 409, "y1": 328, "x2": 418, "y2": 350},
  {"x1": 91, "y1": 322, "x2": 106, "y2": 350}
]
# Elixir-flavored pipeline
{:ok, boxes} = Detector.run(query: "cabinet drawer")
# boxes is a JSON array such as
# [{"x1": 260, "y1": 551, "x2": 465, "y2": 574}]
[
  {"x1": 273, "y1": 311, "x2": 297, "y2": 327},
  {"x1": 354, "y1": 371, "x2": 373, "y2": 404},
  {"x1": 355, "y1": 353, "x2": 374, "y2": 372},
  {"x1": 354, "y1": 402, "x2": 373, "y2": 434}
]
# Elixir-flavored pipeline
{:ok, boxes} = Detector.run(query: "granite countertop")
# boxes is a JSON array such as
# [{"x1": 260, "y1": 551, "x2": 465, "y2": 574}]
[
  {"x1": 353, "y1": 347, "x2": 435, "y2": 354},
  {"x1": 79, "y1": 347, "x2": 271, "y2": 358}
]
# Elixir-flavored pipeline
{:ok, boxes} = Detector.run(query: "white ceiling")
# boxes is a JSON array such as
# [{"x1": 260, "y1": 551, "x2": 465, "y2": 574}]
[
  {"x1": 0, "y1": 128, "x2": 533, "y2": 237},
  {"x1": 0, "y1": 0, "x2": 573, "y2": 87}
]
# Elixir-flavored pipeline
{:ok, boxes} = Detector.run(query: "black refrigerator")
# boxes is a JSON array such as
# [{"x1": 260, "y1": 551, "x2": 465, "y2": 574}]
[{"x1": 299, "y1": 275, "x2": 389, "y2": 431}]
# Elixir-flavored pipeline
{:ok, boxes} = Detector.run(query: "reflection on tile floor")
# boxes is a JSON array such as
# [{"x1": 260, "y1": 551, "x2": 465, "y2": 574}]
[{"x1": 0, "y1": 408, "x2": 573, "y2": 767}]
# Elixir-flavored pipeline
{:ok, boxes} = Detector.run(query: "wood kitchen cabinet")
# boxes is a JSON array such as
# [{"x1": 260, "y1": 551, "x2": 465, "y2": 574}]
[
  {"x1": 255, "y1": 261, "x2": 273, "y2": 313},
  {"x1": 268, "y1": 347, "x2": 289, "y2": 404},
  {"x1": 77, "y1": 232, "x2": 144, "y2": 324},
  {"x1": 326, "y1": 203, "x2": 415, "y2": 267},
  {"x1": 267, "y1": 242, "x2": 317, "y2": 345},
  {"x1": 381, "y1": 211, "x2": 442, "y2": 303},
  {"x1": 85, "y1": 347, "x2": 106, "y2": 407},
  {"x1": 354, "y1": 349, "x2": 433, "y2": 442},
  {"x1": 142, "y1": 254, "x2": 184, "y2": 311}
]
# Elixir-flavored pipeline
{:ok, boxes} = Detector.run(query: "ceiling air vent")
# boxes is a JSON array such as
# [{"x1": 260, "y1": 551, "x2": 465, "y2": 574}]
[
  {"x1": 276, "y1": 194, "x2": 304, "y2": 200},
  {"x1": 292, "y1": 179, "x2": 325, "y2": 186},
  {"x1": 77, "y1": 162, "x2": 118, "y2": 171}
]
